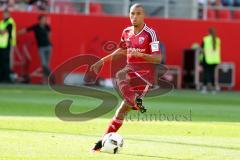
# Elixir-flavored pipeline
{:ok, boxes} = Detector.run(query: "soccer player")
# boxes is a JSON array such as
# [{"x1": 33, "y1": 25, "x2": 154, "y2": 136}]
[{"x1": 90, "y1": 3, "x2": 161, "y2": 151}]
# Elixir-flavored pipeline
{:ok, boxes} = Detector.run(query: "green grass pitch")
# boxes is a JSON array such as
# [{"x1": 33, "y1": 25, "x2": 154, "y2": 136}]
[{"x1": 0, "y1": 85, "x2": 240, "y2": 160}]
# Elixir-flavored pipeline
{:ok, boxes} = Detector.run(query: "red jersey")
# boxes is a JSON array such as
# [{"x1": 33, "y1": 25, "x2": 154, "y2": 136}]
[{"x1": 120, "y1": 24, "x2": 161, "y2": 64}]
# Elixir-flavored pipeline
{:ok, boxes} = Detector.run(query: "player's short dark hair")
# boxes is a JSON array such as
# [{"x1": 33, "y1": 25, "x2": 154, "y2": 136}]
[{"x1": 130, "y1": 3, "x2": 145, "y2": 11}]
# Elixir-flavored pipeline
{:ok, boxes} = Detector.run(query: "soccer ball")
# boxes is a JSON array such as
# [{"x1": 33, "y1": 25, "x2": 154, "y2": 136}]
[{"x1": 102, "y1": 132, "x2": 124, "y2": 154}]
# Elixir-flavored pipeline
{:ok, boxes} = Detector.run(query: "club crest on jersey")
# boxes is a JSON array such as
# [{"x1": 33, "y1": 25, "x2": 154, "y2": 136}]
[{"x1": 139, "y1": 37, "x2": 145, "y2": 44}]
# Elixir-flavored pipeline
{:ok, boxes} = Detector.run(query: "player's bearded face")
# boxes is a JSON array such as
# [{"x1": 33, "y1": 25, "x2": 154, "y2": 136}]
[{"x1": 129, "y1": 7, "x2": 145, "y2": 27}]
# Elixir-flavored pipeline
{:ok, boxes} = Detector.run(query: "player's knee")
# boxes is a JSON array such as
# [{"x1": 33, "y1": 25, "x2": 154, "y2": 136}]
[{"x1": 115, "y1": 101, "x2": 131, "y2": 119}]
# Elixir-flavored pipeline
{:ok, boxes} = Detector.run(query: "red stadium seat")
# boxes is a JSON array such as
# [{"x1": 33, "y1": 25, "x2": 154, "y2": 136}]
[
  {"x1": 207, "y1": 9, "x2": 217, "y2": 20},
  {"x1": 54, "y1": 1, "x2": 78, "y2": 14},
  {"x1": 90, "y1": 3, "x2": 105, "y2": 15},
  {"x1": 217, "y1": 9, "x2": 232, "y2": 20},
  {"x1": 233, "y1": 10, "x2": 240, "y2": 20}
]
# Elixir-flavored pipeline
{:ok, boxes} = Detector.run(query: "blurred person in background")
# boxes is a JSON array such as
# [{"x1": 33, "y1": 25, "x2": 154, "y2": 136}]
[
  {"x1": 18, "y1": 14, "x2": 52, "y2": 84},
  {"x1": 27, "y1": 0, "x2": 48, "y2": 11},
  {"x1": 0, "y1": 10, "x2": 16, "y2": 83},
  {"x1": 159, "y1": 42, "x2": 166, "y2": 65},
  {"x1": 0, "y1": 0, "x2": 8, "y2": 10},
  {"x1": 221, "y1": 0, "x2": 234, "y2": 6},
  {"x1": 8, "y1": 0, "x2": 16, "y2": 10},
  {"x1": 208, "y1": 0, "x2": 222, "y2": 6},
  {"x1": 198, "y1": 0, "x2": 207, "y2": 19},
  {"x1": 0, "y1": 0, "x2": 16, "y2": 11},
  {"x1": 199, "y1": 27, "x2": 221, "y2": 94},
  {"x1": 198, "y1": 0, "x2": 222, "y2": 19},
  {"x1": 234, "y1": 0, "x2": 240, "y2": 6}
]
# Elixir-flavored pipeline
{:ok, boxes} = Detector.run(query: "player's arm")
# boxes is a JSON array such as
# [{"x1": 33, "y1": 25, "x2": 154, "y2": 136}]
[
  {"x1": 144, "y1": 53, "x2": 161, "y2": 63},
  {"x1": 101, "y1": 47, "x2": 127, "y2": 62},
  {"x1": 130, "y1": 51, "x2": 161, "y2": 63},
  {"x1": 90, "y1": 48, "x2": 127, "y2": 74}
]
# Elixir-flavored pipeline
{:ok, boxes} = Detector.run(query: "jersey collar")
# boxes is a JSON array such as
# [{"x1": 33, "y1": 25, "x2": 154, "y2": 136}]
[{"x1": 133, "y1": 24, "x2": 146, "y2": 36}]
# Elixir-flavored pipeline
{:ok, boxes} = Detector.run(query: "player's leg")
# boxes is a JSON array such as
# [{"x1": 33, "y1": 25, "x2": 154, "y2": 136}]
[
  {"x1": 105, "y1": 100, "x2": 131, "y2": 134},
  {"x1": 92, "y1": 100, "x2": 131, "y2": 152},
  {"x1": 92, "y1": 66, "x2": 151, "y2": 151},
  {"x1": 116, "y1": 67, "x2": 145, "y2": 110},
  {"x1": 92, "y1": 83, "x2": 150, "y2": 152}
]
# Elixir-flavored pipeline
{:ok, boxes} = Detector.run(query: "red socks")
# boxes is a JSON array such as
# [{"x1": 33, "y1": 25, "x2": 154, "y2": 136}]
[{"x1": 105, "y1": 116, "x2": 123, "y2": 134}]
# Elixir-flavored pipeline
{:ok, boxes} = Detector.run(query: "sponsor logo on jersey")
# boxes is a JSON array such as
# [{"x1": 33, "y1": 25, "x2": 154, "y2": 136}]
[
  {"x1": 139, "y1": 37, "x2": 145, "y2": 44},
  {"x1": 128, "y1": 48, "x2": 146, "y2": 53}
]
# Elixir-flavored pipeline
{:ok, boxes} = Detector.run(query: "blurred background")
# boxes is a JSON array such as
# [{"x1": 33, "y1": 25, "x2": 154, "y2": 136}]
[{"x1": 0, "y1": 0, "x2": 239, "y2": 91}]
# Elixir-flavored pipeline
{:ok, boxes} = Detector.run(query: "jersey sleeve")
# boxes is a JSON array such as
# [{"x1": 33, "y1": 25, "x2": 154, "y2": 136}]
[
  {"x1": 119, "y1": 30, "x2": 127, "y2": 49},
  {"x1": 149, "y1": 29, "x2": 160, "y2": 54}
]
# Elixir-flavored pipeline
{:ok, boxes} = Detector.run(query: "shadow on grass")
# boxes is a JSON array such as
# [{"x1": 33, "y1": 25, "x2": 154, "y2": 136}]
[{"x1": 118, "y1": 152, "x2": 192, "y2": 160}]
